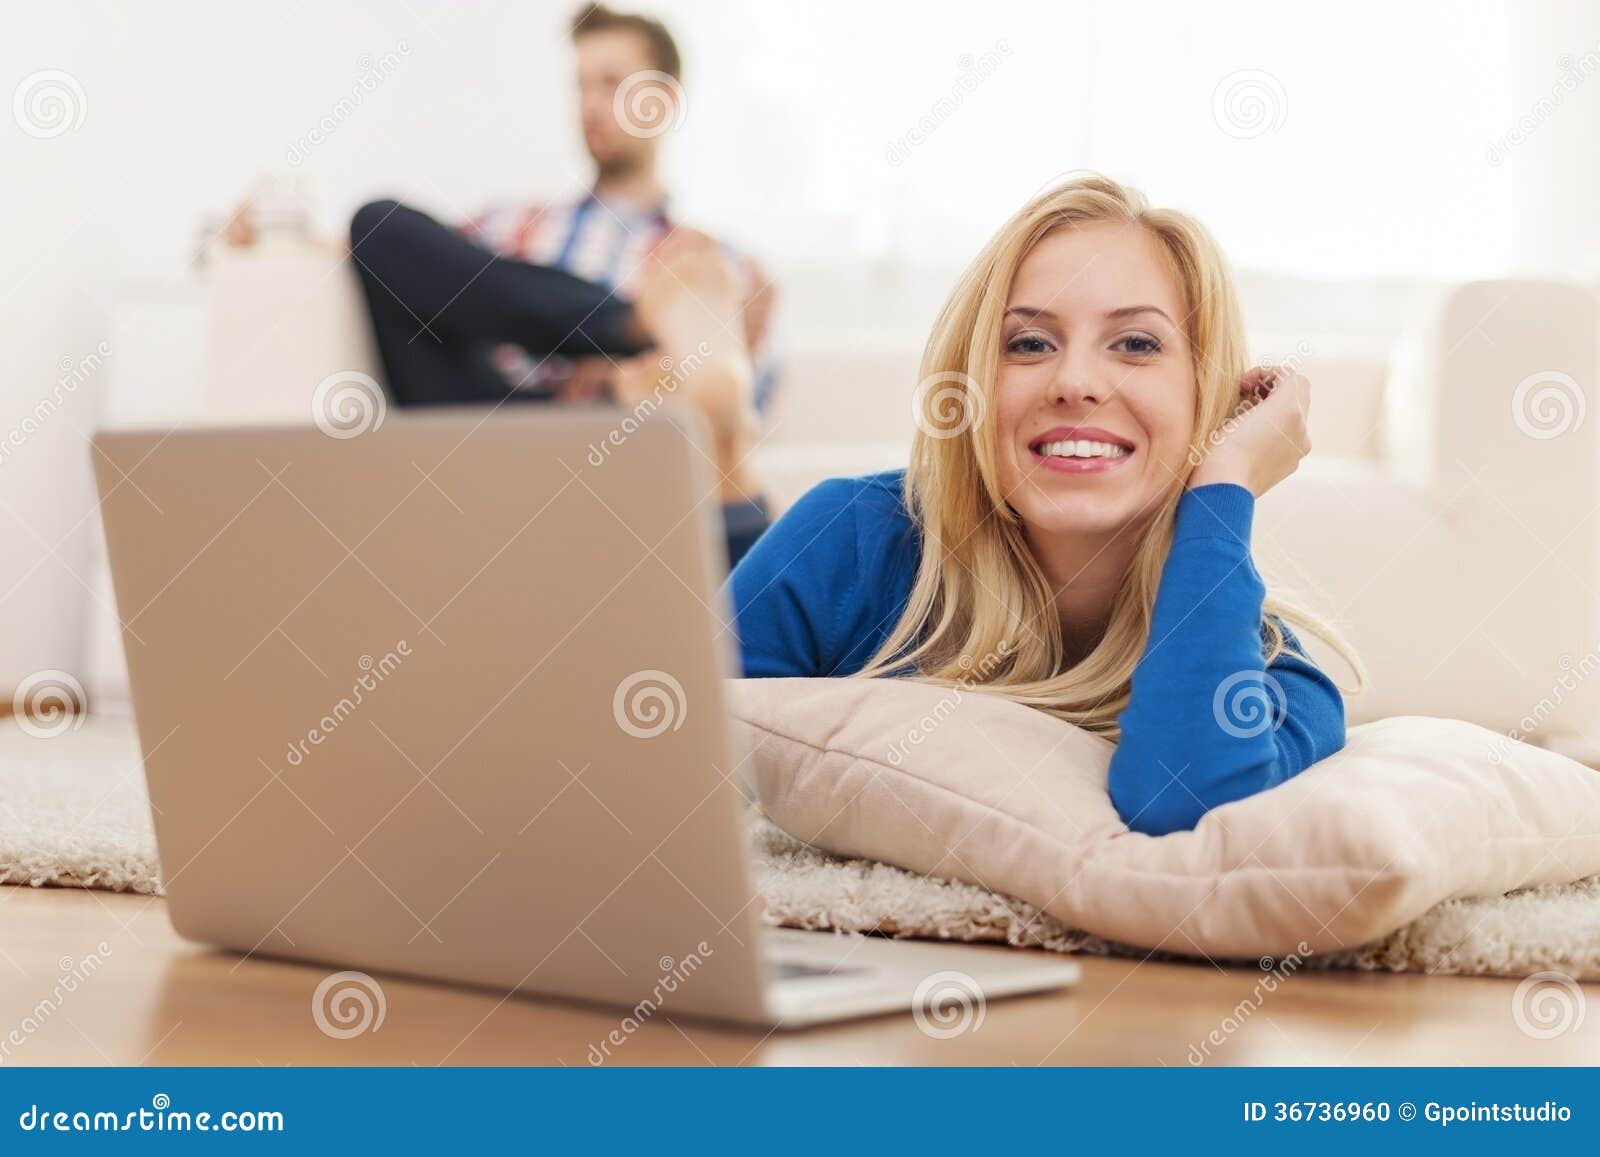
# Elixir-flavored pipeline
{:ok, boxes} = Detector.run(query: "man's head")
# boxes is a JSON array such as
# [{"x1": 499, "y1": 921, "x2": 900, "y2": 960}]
[{"x1": 570, "y1": 3, "x2": 682, "y2": 174}]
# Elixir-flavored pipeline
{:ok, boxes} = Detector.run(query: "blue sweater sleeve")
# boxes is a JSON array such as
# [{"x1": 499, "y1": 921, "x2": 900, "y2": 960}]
[{"x1": 1107, "y1": 482, "x2": 1347, "y2": 836}]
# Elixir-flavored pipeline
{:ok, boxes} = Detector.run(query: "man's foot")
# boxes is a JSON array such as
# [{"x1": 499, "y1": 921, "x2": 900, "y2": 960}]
[{"x1": 631, "y1": 230, "x2": 761, "y2": 503}]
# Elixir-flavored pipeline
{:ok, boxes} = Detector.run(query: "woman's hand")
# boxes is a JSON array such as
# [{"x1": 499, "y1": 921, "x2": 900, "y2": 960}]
[{"x1": 1187, "y1": 365, "x2": 1311, "y2": 497}]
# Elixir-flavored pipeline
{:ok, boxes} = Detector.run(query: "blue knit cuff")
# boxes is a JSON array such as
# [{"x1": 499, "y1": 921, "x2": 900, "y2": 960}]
[{"x1": 1174, "y1": 482, "x2": 1255, "y2": 545}]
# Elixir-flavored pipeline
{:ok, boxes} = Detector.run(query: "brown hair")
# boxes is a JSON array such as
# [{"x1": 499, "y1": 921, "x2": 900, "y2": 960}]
[{"x1": 570, "y1": 4, "x2": 682, "y2": 81}]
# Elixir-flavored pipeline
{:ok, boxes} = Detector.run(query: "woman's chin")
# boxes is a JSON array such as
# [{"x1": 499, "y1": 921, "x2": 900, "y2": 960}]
[{"x1": 1015, "y1": 492, "x2": 1137, "y2": 539}]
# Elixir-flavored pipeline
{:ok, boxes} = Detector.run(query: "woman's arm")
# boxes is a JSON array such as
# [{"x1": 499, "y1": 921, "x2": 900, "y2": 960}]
[{"x1": 1106, "y1": 482, "x2": 1346, "y2": 836}]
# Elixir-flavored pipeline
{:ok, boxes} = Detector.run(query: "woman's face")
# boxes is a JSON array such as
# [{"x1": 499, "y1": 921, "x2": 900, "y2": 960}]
[{"x1": 991, "y1": 221, "x2": 1198, "y2": 540}]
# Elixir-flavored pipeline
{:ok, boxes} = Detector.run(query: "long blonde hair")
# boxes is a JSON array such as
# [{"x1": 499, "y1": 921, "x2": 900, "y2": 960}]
[{"x1": 855, "y1": 174, "x2": 1366, "y2": 738}]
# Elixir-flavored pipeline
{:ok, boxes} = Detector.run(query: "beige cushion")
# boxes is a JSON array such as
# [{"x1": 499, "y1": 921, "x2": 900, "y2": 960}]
[{"x1": 727, "y1": 677, "x2": 1600, "y2": 958}]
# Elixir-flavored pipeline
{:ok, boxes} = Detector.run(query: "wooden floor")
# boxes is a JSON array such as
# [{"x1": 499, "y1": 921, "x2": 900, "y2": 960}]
[{"x1": 3, "y1": 883, "x2": 1596, "y2": 1065}]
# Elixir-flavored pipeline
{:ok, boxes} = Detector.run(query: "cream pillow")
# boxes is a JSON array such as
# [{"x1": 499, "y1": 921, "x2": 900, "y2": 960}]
[{"x1": 727, "y1": 677, "x2": 1600, "y2": 958}]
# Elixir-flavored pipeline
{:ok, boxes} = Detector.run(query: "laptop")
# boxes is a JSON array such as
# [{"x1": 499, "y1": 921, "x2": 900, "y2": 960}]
[{"x1": 92, "y1": 408, "x2": 1079, "y2": 1028}]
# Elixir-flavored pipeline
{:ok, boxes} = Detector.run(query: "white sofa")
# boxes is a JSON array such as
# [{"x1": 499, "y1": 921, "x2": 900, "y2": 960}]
[
  {"x1": 174, "y1": 250, "x2": 1600, "y2": 758},
  {"x1": 1256, "y1": 280, "x2": 1600, "y2": 760}
]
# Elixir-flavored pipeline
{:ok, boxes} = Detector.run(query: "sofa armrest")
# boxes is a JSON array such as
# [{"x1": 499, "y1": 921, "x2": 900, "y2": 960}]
[
  {"x1": 1260, "y1": 279, "x2": 1600, "y2": 748},
  {"x1": 1383, "y1": 279, "x2": 1598, "y2": 521},
  {"x1": 204, "y1": 247, "x2": 381, "y2": 425},
  {"x1": 1390, "y1": 280, "x2": 1600, "y2": 732}
]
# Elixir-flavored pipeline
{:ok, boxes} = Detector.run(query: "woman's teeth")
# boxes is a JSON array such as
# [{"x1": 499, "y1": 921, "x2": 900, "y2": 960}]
[{"x1": 1035, "y1": 439, "x2": 1131, "y2": 459}]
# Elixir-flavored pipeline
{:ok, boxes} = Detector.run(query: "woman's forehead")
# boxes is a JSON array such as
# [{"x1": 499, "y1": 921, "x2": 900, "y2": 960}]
[{"x1": 1008, "y1": 223, "x2": 1183, "y2": 316}]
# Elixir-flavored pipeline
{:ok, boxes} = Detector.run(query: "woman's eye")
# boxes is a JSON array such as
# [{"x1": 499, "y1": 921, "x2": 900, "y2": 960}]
[
  {"x1": 1116, "y1": 334, "x2": 1162, "y2": 357},
  {"x1": 1006, "y1": 334, "x2": 1053, "y2": 356}
]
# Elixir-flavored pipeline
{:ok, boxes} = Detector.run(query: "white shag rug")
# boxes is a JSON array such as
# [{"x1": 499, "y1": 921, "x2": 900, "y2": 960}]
[
  {"x1": 5, "y1": 732, "x2": 1599, "y2": 978},
  {"x1": 750, "y1": 818, "x2": 1600, "y2": 979},
  {"x1": 0, "y1": 740, "x2": 161, "y2": 894}
]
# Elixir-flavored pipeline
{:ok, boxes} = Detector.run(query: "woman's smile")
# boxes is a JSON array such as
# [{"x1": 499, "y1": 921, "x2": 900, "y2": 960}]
[{"x1": 1028, "y1": 425, "x2": 1136, "y2": 475}]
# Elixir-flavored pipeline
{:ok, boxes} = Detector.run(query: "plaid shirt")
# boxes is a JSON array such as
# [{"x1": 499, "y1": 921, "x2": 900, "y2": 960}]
[{"x1": 461, "y1": 192, "x2": 778, "y2": 411}]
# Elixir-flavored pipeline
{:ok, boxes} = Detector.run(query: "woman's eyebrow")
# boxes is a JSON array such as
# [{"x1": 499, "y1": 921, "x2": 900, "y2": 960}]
[
  {"x1": 1004, "y1": 306, "x2": 1057, "y2": 322},
  {"x1": 1105, "y1": 304, "x2": 1175, "y2": 325}
]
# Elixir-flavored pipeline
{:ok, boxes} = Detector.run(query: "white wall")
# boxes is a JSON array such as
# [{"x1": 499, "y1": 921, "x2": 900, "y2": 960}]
[
  {"x1": 655, "y1": 0, "x2": 1526, "y2": 279},
  {"x1": 1505, "y1": 0, "x2": 1600, "y2": 276}
]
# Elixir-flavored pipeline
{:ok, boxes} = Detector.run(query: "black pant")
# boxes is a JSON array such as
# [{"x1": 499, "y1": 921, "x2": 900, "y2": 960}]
[
  {"x1": 347, "y1": 199, "x2": 769, "y2": 565},
  {"x1": 348, "y1": 199, "x2": 646, "y2": 405}
]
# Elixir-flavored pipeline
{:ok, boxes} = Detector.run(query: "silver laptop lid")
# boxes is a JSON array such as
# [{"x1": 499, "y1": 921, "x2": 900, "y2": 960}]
[{"x1": 92, "y1": 408, "x2": 767, "y2": 1022}]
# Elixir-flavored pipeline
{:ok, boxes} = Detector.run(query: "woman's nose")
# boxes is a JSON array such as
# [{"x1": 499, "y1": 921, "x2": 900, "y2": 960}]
[{"x1": 1050, "y1": 352, "x2": 1102, "y2": 406}]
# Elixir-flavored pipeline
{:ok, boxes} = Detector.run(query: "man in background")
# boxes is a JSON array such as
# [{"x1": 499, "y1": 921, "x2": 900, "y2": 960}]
[{"x1": 236, "y1": 4, "x2": 777, "y2": 564}]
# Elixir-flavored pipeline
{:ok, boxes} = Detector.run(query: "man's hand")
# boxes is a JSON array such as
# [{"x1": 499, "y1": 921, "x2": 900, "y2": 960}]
[
  {"x1": 555, "y1": 356, "x2": 617, "y2": 404},
  {"x1": 219, "y1": 198, "x2": 257, "y2": 247}
]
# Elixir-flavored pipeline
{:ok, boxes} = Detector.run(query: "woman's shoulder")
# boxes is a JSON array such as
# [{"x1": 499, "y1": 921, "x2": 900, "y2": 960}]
[
  {"x1": 728, "y1": 470, "x2": 919, "y2": 677},
  {"x1": 789, "y1": 469, "x2": 911, "y2": 522},
  {"x1": 766, "y1": 470, "x2": 916, "y2": 553},
  {"x1": 736, "y1": 468, "x2": 915, "y2": 563}
]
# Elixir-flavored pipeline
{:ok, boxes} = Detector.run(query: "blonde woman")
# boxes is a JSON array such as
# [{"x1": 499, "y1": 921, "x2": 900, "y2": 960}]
[{"x1": 727, "y1": 175, "x2": 1364, "y2": 835}]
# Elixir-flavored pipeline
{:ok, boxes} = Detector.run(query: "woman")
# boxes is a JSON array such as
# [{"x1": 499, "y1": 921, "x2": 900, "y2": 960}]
[{"x1": 728, "y1": 175, "x2": 1365, "y2": 836}]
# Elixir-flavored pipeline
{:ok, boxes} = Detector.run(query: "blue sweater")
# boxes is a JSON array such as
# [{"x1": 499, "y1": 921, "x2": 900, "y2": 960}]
[{"x1": 725, "y1": 470, "x2": 1346, "y2": 836}]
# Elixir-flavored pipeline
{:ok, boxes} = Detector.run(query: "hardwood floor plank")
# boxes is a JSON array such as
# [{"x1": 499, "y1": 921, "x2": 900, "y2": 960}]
[{"x1": 1, "y1": 885, "x2": 1594, "y2": 1066}]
